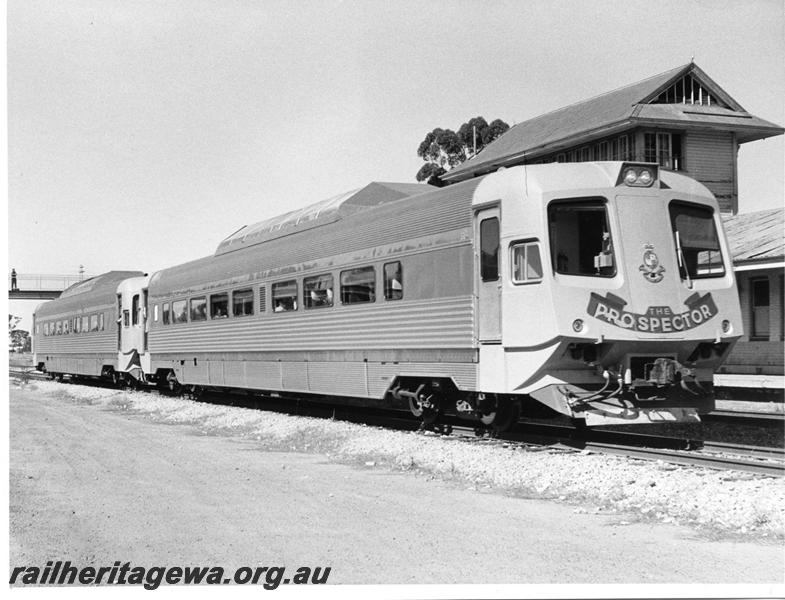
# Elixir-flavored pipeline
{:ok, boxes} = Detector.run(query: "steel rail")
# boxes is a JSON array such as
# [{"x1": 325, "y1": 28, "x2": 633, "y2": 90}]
[{"x1": 10, "y1": 370, "x2": 784, "y2": 476}]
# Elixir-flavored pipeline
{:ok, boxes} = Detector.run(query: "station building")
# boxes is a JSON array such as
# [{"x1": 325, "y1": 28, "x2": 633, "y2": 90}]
[
  {"x1": 719, "y1": 208, "x2": 784, "y2": 387},
  {"x1": 442, "y1": 62, "x2": 784, "y2": 388}
]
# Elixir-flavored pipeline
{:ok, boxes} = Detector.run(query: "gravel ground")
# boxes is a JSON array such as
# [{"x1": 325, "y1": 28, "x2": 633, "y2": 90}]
[{"x1": 15, "y1": 379, "x2": 785, "y2": 540}]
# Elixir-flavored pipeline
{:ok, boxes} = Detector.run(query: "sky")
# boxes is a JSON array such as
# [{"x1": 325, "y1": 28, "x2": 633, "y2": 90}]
[{"x1": 6, "y1": 0, "x2": 785, "y2": 330}]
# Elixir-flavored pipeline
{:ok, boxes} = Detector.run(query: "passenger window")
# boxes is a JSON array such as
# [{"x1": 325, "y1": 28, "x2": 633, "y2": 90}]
[
  {"x1": 132, "y1": 294, "x2": 140, "y2": 325},
  {"x1": 99, "y1": 313, "x2": 105, "y2": 331},
  {"x1": 123, "y1": 310, "x2": 130, "y2": 327},
  {"x1": 384, "y1": 262, "x2": 403, "y2": 300},
  {"x1": 548, "y1": 199, "x2": 615, "y2": 277},
  {"x1": 480, "y1": 218, "x2": 500, "y2": 281},
  {"x1": 162, "y1": 302, "x2": 171, "y2": 325},
  {"x1": 511, "y1": 241, "x2": 543, "y2": 284},
  {"x1": 63, "y1": 320, "x2": 70, "y2": 335},
  {"x1": 172, "y1": 300, "x2": 188, "y2": 324},
  {"x1": 90, "y1": 315, "x2": 99, "y2": 332},
  {"x1": 304, "y1": 274, "x2": 334, "y2": 309},
  {"x1": 669, "y1": 201, "x2": 725, "y2": 279},
  {"x1": 272, "y1": 281, "x2": 298, "y2": 312},
  {"x1": 153, "y1": 304, "x2": 159, "y2": 322},
  {"x1": 74, "y1": 317, "x2": 80, "y2": 334},
  {"x1": 233, "y1": 289, "x2": 254, "y2": 316},
  {"x1": 340, "y1": 267, "x2": 376, "y2": 304},
  {"x1": 190, "y1": 297, "x2": 207, "y2": 322},
  {"x1": 211, "y1": 293, "x2": 229, "y2": 319},
  {"x1": 82, "y1": 316, "x2": 88, "y2": 332}
]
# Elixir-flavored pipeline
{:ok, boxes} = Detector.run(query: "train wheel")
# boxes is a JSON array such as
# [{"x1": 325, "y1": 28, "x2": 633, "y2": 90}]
[
  {"x1": 166, "y1": 372, "x2": 181, "y2": 395},
  {"x1": 187, "y1": 385, "x2": 204, "y2": 401},
  {"x1": 491, "y1": 401, "x2": 520, "y2": 433}
]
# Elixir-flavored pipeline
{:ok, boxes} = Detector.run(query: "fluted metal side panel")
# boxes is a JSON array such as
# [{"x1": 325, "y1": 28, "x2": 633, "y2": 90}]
[
  {"x1": 149, "y1": 296, "x2": 473, "y2": 354},
  {"x1": 367, "y1": 362, "x2": 478, "y2": 396},
  {"x1": 36, "y1": 332, "x2": 116, "y2": 355},
  {"x1": 165, "y1": 357, "x2": 477, "y2": 398},
  {"x1": 245, "y1": 361, "x2": 282, "y2": 389},
  {"x1": 281, "y1": 362, "x2": 308, "y2": 391},
  {"x1": 308, "y1": 361, "x2": 367, "y2": 396},
  {"x1": 46, "y1": 355, "x2": 113, "y2": 376}
]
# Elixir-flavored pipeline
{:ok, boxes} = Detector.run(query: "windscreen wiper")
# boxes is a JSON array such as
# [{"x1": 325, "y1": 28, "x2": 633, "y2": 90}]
[{"x1": 674, "y1": 230, "x2": 693, "y2": 289}]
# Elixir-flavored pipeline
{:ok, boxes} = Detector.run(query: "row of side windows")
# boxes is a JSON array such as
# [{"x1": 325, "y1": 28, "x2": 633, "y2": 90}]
[
  {"x1": 156, "y1": 261, "x2": 403, "y2": 324},
  {"x1": 40, "y1": 313, "x2": 105, "y2": 336}
]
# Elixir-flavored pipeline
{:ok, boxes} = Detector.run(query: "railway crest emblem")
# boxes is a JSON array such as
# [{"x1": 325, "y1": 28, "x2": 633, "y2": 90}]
[{"x1": 639, "y1": 244, "x2": 665, "y2": 283}]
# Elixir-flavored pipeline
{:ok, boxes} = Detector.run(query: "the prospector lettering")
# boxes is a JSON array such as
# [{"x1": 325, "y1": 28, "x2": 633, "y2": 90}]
[{"x1": 586, "y1": 292, "x2": 717, "y2": 333}]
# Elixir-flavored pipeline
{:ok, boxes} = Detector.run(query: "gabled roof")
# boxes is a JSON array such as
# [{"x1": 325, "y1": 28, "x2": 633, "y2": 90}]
[
  {"x1": 723, "y1": 208, "x2": 785, "y2": 265},
  {"x1": 444, "y1": 63, "x2": 784, "y2": 182},
  {"x1": 215, "y1": 181, "x2": 430, "y2": 256}
]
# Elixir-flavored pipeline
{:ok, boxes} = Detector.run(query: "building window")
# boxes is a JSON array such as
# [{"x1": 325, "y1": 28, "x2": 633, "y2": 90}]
[
  {"x1": 751, "y1": 277, "x2": 770, "y2": 340},
  {"x1": 304, "y1": 274, "x2": 334, "y2": 309},
  {"x1": 272, "y1": 281, "x2": 297, "y2": 312},
  {"x1": 511, "y1": 241, "x2": 543, "y2": 284},
  {"x1": 643, "y1": 132, "x2": 682, "y2": 170},
  {"x1": 340, "y1": 267, "x2": 376, "y2": 304},
  {"x1": 384, "y1": 262, "x2": 403, "y2": 300},
  {"x1": 549, "y1": 199, "x2": 615, "y2": 278}
]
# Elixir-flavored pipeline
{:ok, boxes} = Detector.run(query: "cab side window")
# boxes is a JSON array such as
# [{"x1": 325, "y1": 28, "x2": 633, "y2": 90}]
[{"x1": 511, "y1": 241, "x2": 543, "y2": 284}]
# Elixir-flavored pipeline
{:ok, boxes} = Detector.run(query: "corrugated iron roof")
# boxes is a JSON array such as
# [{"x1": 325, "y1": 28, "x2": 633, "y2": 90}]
[
  {"x1": 723, "y1": 208, "x2": 785, "y2": 264},
  {"x1": 444, "y1": 63, "x2": 783, "y2": 182}
]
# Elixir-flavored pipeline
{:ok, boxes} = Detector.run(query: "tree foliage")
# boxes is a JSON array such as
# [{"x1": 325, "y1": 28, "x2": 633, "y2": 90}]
[
  {"x1": 416, "y1": 116, "x2": 509, "y2": 186},
  {"x1": 8, "y1": 314, "x2": 30, "y2": 352}
]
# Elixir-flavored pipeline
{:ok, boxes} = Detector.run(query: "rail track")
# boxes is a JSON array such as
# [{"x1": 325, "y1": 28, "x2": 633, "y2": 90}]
[{"x1": 10, "y1": 368, "x2": 785, "y2": 477}]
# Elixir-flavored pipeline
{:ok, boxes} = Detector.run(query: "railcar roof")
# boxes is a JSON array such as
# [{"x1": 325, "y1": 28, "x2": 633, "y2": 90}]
[
  {"x1": 150, "y1": 178, "x2": 482, "y2": 298},
  {"x1": 35, "y1": 270, "x2": 144, "y2": 317},
  {"x1": 215, "y1": 181, "x2": 430, "y2": 256}
]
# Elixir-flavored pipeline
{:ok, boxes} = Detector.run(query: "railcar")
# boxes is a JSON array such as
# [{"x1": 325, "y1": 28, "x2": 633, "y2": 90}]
[
  {"x1": 33, "y1": 271, "x2": 145, "y2": 384},
  {"x1": 31, "y1": 162, "x2": 743, "y2": 429},
  {"x1": 137, "y1": 162, "x2": 742, "y2": 427}
]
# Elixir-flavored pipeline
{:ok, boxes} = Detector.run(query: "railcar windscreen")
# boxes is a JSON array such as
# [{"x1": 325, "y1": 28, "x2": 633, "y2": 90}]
[
  {"x1": 669, "y1": 201, "x2": 725, "y2": 279},
  {"x1": 548, "y1": 199, "x2": 615, "y2": 277}
]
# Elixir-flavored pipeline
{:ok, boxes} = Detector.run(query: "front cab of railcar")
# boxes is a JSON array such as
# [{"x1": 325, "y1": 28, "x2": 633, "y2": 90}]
[{"x1": 477, "y1": 162, "x2": 742, "y2": 426}]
